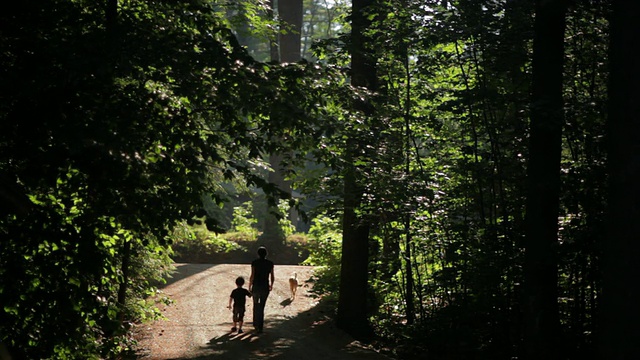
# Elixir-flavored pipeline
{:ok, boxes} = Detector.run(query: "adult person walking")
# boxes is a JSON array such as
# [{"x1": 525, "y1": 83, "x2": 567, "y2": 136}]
[{"x1": 249, "y1": 246, "x2": 274, "y2": 333}]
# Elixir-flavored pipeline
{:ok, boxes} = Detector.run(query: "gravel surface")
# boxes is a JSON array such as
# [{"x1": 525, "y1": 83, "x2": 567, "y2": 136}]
[{"x1": 134, "y1": 263, "x2": 391, "y2": 360}]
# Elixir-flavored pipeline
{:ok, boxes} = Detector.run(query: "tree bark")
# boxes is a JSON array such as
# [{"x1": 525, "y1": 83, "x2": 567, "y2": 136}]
[
  {"x1": 522, "y1": 1, "x2": 567, "y2": 359},
  {"x1": 261, "y1": 0, "x2": 302, "y2": 248},
  {"x1": 337, "y1": 143, "x2": 372, "y2": 340},
  {"x1": 267, "y1": 0, "x2": 279, "y2": 62},
  {"x1": 600, "y1": 1, "x2": 640, "y2": 358},
  {"x1": 278, "y1": 0, "x2": 303, "y2": 63},
  {"x1": 403, "y1": 52, "x2": 415, "y2": 325},
  {"x1": 117, "y1": 239, "x2": 131, "y2": 324},
  {"x1": 336, "y1": 0, "x2": 376, "y2": 341},
  {"x1": 106, "y1": 0, "x2": 130, "y2": 330},
  {"x1": 106, "y1": 0, "x2": 117, "y2": 32}
]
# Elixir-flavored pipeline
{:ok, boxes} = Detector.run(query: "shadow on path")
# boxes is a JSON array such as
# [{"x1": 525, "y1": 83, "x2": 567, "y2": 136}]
[
  {"x1": 136, "y1": 264, "x2": 388, "y2": 360},
  {"x1": 167, "y1": 298, "x2": 386, "y2": 360}
]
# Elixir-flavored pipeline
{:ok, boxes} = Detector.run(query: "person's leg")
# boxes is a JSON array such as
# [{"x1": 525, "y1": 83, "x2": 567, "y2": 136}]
[
  {"x1": 252, "y1": 289, "x2": 263, "y2": 330},
  {"x1": 261, "y1": 290, "x2": 270, "y2": 330},
  {"x1": 252, "y1": 288, "x2": 270, "y2": 331},
  {"x1": 256, "y1": 289, "x2": 269, "y2": 331},
  {"x1": 252, "y1": 288, "x2": 260, "y2": 329}
]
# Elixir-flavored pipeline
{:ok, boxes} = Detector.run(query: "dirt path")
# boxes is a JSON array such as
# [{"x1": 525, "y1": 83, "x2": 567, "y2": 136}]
[{"x1": 134, "y1": 263, "x2": 391, "y2": 360}]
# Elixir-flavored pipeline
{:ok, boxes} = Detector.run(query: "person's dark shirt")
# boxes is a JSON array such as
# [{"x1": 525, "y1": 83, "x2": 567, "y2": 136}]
[
  {"x1": 251, "y1": 258, "x2": 274, "y2": 289},
  {"x1": 230, "y1": 288, "x2": 251, "y2": 308}
]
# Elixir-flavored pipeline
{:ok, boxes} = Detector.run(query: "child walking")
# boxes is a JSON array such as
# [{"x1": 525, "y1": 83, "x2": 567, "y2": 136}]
[{"x1": 227, "y1": 276, "x2": 252, "y2": 333}]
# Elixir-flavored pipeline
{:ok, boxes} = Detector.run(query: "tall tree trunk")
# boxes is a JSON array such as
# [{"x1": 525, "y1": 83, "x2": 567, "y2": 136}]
[
  {"x1": 274, "y1": 0, "x2": 302, "y2": 220},
  {"x1": 106, "y1": 0, "x2": 130, "y2": 329},
  {"x1": 262, "y1": 0, "x2": 302, "y2": 248},
  {"x1": 267, "y1": 0, "x2": 279, "y2": 62},
  {"x1": 403, "y1": 51, "x2": 415, "y2": 325},
  {"x1": 522, "y1": 1, "x2": 567, "y2": 359},
  {"x1": 337, "y1": 143, "x2": 372, "y2": 340},
  {"x1": 600, "y1": 1, "x2": 640, "y2": 358},
  {"x1": 336, "y1": 0, "x2": 376, "y2": 341},
  {"x1": 403, "y1": 213, "x2": 415, "y2": 324},
  {"x1": 117, "y1": 239, "x2": 130, "y2": 323},
  {"x1": 278, "y1": 0, "x2": 303, "y2": 63},
  {"x1": 106, "y1": 0, "x2": 117, "y2": 33}
]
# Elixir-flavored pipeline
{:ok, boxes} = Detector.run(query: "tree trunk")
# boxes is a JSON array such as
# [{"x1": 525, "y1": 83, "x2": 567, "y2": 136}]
[
  {"x1": 106, "y1": 0, "x2": 117, "y2": 32},
  {"x1": 336, "y1": 0, "x2": 377, "y2": 341},
  {"x1": 599, "y1": 1, "x2": 640, "y2": 358},
  {"x1": 337, "y1": 144, "x2": 372, "y2": 340},
  {"x1": 261, "y1": 0, "x2": 302, "y2": 248},
  {"x1": 117, "y1": 239, "x2": 131, "y2": 324},
  {"x1": 267, "y1": 0, "x2": 279, "y2": 62},
  {"x1": 403, "y1": 53, "x2": 415, "y2": 325},
  {"x1": 278, "y1": 0, "x2": 303, "y2": 63},
  {"x1": 522, "y1": 1, "x2": 567, "y2": 359},
  {"x1": 403, "y1": 213, "x2": 415, "y2": 324},
  {"x1": 106, "y1": 0, "x2": 130, "y2": 330}
]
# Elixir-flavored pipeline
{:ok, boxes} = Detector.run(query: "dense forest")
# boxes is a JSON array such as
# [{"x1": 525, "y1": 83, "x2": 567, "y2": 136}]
[{"x1": 1, "y1": 0, "x2": 639, "y2": 359}]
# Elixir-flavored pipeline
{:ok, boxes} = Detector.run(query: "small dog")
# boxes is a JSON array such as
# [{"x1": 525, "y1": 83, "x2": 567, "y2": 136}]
[{"x1": 289, "y1": 272, "x2": 299, "y2": 300}]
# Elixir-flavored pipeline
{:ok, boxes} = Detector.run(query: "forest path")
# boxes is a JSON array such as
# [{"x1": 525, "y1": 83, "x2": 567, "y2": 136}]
[{"x1": 134, "y1": 263, "x2": 391, "y2": 360}]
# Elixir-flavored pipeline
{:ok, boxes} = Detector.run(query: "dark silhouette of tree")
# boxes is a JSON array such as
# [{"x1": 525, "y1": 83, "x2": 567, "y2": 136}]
[
  {"x1": 261, "y1": 0, "x2": 304, "y2": 249},
  {"x1": 522, "y1": 0, "x2": 567, "y2": 359},
  {"x1": 336, "y1": 0, "x2": 377, "y2": 341},
  {"x1": 600, "y1": 0, "x2": 640, "y2": 358},
  {"x1": 279, "y1": 0, "x2": 304, "y2": 62}
]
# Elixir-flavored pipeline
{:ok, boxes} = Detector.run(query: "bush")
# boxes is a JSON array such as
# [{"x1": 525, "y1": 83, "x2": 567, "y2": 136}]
[
  {"x1": 169, "y1": 220, "x2": 243, "y2": 263},
  {"x1": 302, "y1": 214, "x2": 342, "y2": 296},
  {"x1": 230, "y1": 201, "x2": 259, "y2": 240}
]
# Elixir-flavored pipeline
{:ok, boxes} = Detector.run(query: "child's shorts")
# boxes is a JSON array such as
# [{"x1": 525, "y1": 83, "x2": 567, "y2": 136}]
[{"x1": 233, "y1": 306, "x2": 245, "y2": 322}]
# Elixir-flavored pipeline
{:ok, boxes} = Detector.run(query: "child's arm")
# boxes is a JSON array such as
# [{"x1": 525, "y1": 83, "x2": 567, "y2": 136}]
[{"x1": 227, "y1": 296, "x2": 232, "y2": 309}]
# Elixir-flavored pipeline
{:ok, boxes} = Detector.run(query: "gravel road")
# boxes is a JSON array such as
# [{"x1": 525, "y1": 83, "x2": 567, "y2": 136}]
[{"x1": 134, "y1": 263, "x2": 391, "y2": 360}]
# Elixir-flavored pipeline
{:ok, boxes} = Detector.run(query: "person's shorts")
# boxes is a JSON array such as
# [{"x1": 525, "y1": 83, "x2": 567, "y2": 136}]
[{"x1": 233, "y1": 306, "x2": 245, "y2": 322}]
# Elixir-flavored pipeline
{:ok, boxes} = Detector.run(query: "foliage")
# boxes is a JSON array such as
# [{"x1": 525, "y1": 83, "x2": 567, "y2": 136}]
[
  {"x1": 302, "y1": 0, "x2": 351, "y2": 60},
  {"x1": 285, "y1": 233, "x2": 312, "y2": 261},
  {"x1": 277, "y1": 200, "x2": 298, "y2": 239},
  {"x1": 171, "y1": 201, "x2": 312, "y2": 264},
  {"x1": 302, "y1": 214, "x2": 343, "y2": 296},
  {"x1": 0, "y1": 173, "x2": 174, "y2": 358},
  {"x1": 230, "y1": 201, "x2": 260, "y2": 240},
  {"x1": 169, "y1": 220, "x2": 244, "y2": 263}
]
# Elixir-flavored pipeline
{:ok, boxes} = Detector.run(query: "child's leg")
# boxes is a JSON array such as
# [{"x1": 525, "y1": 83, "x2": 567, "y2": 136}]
[
  {"x1": 238, "y1": 308, "x2": 245, "y2": 331},
  {"x1": 232, "y1": 310, "x2": 239, "y2": 331}
]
